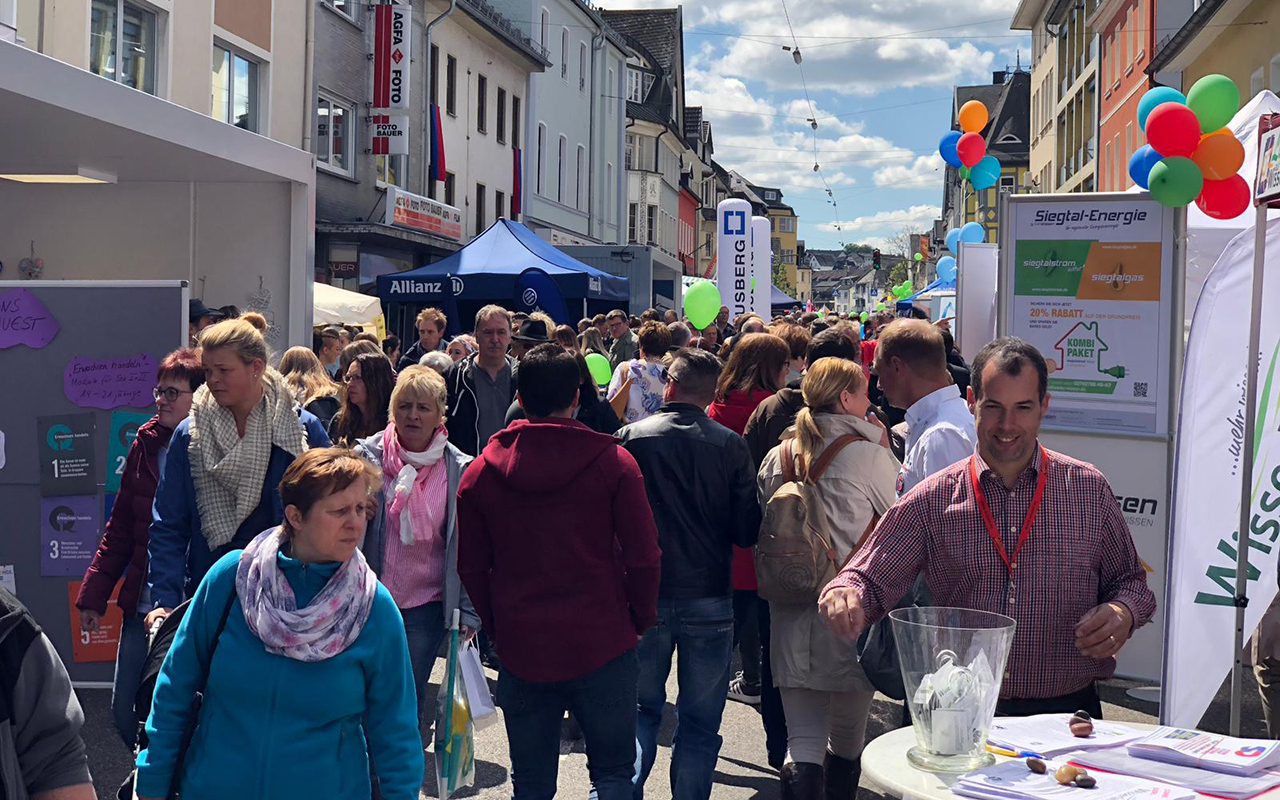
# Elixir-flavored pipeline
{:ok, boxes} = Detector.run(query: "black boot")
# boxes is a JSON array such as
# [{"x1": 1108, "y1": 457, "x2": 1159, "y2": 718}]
[
  {"x1": 781, "y1": 762, "x2": 825, "y2": 800},
  {"x1": 824, "y1": 752, "x2": 861, "y2": 800}
]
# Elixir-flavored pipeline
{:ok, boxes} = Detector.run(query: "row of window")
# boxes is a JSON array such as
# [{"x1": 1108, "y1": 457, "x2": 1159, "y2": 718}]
[
  {"x1": 428, "y1": 46, "x2": 521, "y2": 146},
  {"x1": 1102, "y1": 1, "x2": 1145, "y2": 94},
  {"x1": 533, "y1": 124, "x2": 614, "y2": 218},
  {"x1": 625, "y1": 203, "x2": 677, "y2": 256},
  {"x1": 537, "y1": 8, "x2": 591, "y2": 93}
]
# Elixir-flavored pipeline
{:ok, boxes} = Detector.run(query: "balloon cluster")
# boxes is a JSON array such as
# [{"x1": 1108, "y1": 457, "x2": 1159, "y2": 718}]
[
  {"x1": 939, "y1": 100, "x2": 1001, "y2": 190},
  {"x1": 936, "y1": 221, "x2": 984, "y2": 282},
  {"x1": 1128, "y1": 74, "x2": 1248, "y2": 219},
  {"x1": 891, "y1": 281, "x2": 914, "y2": 300}
]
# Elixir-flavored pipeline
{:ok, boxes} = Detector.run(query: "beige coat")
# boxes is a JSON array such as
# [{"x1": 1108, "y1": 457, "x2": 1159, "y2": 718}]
[{"x1": 758, "y1": 412, "x2": 900, "y2": 693}]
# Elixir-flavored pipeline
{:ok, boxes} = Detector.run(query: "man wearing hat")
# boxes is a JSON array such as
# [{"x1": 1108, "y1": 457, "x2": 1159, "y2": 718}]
[
  {"x1": 188, "y1": 299, "x2": 225, "y2": 345},
  {"x1": 510, "y1": 314, "x2": 553, "y2": 361}
]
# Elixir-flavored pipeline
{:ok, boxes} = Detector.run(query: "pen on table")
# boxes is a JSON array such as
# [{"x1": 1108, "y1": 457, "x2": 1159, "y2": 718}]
[{"x1": 986, "y1": 744, "x2": 1047, "y2": 759}]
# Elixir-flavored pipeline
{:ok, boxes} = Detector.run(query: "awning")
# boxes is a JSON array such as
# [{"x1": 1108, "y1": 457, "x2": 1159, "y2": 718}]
[{"x1": 313, "y1": 282, "x2": 383, "y2": 327}]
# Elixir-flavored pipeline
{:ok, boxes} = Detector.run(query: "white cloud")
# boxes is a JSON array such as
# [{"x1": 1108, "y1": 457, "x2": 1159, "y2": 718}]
[
  {"x1": 873, "y1": 154, "x2": 945, "y2": 187},
  {"x1": 817, "y1": 204, "x2": 942, "y2": 235}
]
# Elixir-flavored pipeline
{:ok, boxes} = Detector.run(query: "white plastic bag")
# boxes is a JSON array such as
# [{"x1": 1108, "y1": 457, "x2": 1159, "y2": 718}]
[{"x1": 459, "y1": 640, "x2": 497, "y2": 729}]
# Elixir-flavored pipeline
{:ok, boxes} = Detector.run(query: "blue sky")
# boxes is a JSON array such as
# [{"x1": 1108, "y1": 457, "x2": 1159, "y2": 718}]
[{"x1": 604, "y1": 0, "x2": 1031, "y2": 252}]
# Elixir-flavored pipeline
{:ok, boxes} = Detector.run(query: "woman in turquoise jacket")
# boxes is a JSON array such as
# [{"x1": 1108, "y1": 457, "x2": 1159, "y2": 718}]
[{"x1": 136, "y1": 448, "x2": 423, "y2": 800}]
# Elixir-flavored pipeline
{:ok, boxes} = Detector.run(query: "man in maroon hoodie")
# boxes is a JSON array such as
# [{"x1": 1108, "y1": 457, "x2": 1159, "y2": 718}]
[{"x1": 457, "y1": 343, "x2": 661, "y2": 799}]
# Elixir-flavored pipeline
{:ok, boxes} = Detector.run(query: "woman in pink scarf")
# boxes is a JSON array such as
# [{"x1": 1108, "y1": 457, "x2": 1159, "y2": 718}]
[{"x1": 354, "y1": 366, "x2": 477, "y2": 723}]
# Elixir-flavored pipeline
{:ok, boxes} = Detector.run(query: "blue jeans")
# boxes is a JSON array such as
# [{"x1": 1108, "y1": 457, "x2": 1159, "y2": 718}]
[
  {"x1": 111, "y1": 612, "x2": 149, "y2": 748},
  {"x1": 401, "y1": 602, "x2": 446, "y2": 722},
  {"x1": 497, "y1": 649, "x2": 638, "y2": 800},
  {"x1": 635, "y1": 597, "x2": 734, "y2": 800}
]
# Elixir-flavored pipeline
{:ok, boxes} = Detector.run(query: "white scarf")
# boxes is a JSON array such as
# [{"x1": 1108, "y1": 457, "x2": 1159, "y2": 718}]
[{"x1": 189, "y1": 368, "x2": 309, "y2": 550}]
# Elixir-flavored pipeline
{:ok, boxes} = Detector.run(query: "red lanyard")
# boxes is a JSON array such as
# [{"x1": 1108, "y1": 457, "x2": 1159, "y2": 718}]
[{"x1": 968, "y1": 446, "x2": 1049, "y2": 575}]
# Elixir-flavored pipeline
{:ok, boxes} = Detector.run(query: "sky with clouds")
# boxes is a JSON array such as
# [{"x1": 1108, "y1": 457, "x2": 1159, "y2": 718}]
[{"x1": 599, "y1": 0, "x2": 1031, "y2": 252}]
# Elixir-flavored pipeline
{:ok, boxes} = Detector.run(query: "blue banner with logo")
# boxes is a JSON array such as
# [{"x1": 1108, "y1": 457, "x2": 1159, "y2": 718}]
[{"x1": 514, "y1": 267, "x2": 570, "y2": 324}]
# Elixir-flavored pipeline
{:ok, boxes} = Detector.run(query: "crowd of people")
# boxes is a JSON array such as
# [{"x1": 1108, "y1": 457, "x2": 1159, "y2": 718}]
[{"x1": 0, "y1": 296, "x2": 1158, "y2": 800}]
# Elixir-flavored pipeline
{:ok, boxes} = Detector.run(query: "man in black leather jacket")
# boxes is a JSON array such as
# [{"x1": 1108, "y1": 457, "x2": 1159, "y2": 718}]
[{"x1": 616, "y1": 348, "x2": 761, "y2": 800}]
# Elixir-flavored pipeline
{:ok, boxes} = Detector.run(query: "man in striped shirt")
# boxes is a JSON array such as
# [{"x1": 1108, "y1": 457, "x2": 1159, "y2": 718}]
[{"x1": 820, "y1": 337, "x2": 1155, "y2": 715}]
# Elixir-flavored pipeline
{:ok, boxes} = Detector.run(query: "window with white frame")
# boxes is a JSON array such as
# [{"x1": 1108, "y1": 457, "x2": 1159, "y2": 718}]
[
  {"x1": 315, "y1": 91, "x2": 353, "y2": 176},
  {"x1": 606, "y1": 162, "x2": 614, "y2": 220},
  {"x1": 561, "y1": 28, "x2": 569, "y2": 80},
  {"x1": 212, "y1": 43, "x2": 259, "y2": 132},
  {"x1": 579, "y1": 42, "x2": 587, "y2": 92},
  {"x1": 327, "y1": 0, "x2": 357, "y2": 21},
  {"x1": 558, "y1": 134, "x2": 567, "y2": 203},
  {"x1": 477, "y1": 74, "x2": 488, "y2": 133},
  {"x1": 536, "y1": 123, "x2": 546, "y2": 195},
  {"x1": 576, "y1": 145, "x2": 585, "y2": 209},
  {"x1": 628, "y1": 203, "x2": 638, "y2": 243},
  {"x1": 497, "y1": 87, "x2": 507, "y2": 143},
  {"x1": 627, "y1": 68, "x2": 643, "y2": 102},
  {"x1": 376, "y1": 154, "x2": 404, "y2": 187},
  {"x1": 779, "y1": 216, "x2": 795, "y2": 233},
  {"x1": 539, "y1": 8, "x2": 549, "y2": 49},
  {"x1": 90, "y1": 0, "x2": 158, "y2": 95},
  {"x1": 646, "y1": 204, "x2": 657, "y2": 245},
  {"x1": 607, "y1": 68, "x2": 615, "y2": 115},
  {"x1": 625, "y1": 134, "x2": 636, "y2": 170}
]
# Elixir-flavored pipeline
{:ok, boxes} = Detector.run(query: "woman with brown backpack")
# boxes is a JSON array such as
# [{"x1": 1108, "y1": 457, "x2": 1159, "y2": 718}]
[{"x1": 756, "y1": 358, "x2": 899, "y2": 800}]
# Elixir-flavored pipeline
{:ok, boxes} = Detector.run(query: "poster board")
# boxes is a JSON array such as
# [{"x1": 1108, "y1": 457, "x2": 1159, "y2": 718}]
[
  {"x1": 0, "y1": 281, "x2": 187, "y2": 684},
  {"x1": 956, "y1": 243, "x2": 999, "y2": 364},
  {"x1": 997, "y1": 194, "x2": 1183, "y2": 683}
]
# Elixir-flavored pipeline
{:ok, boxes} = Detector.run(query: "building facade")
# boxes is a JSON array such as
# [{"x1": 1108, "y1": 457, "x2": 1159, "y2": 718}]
[
  {"x1": 312, "y1": 0, "x2": 549, "y2": 292},
  {"x1": 14, "y1": 0, "x2": 307, "y2": 147},
  {"x1": 1148, "y1": 0, "x2": 1280, "y2": 101},
  {"x1": 1013, "y1": 0, "x2": 1060, "y2": 192},
  {"x1": 1091, "y1": 0, "x2": 1154, "y2": 191},
  {"x1": 1053, "y1": 0, "x2": 1099, "y2": 192},
  {"x1": 942, "y1": 70, "x2": 1031, "y2": 244},
  {"x1": 483, "y1": 0, "x2": 626, "y2": 246}
]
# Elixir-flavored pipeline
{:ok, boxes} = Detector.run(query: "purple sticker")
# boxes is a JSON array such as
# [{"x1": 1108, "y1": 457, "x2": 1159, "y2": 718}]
[
  {"x1": 64, "y1": 353, "x2": 156, "y2": 410},
  {"x1": 0, "y1": 287, "x2": 60, "y2": 349},
  {"x1": 40, "y1": 496, "x2": 101, "y2": 577}
]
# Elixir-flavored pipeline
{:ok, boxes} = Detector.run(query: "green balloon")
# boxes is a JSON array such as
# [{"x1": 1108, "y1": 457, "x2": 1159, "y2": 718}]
[
  {"x1": 1187, "y1": 73, "x2": 1240, "y2": 133},
  {"x1": 875, "y1": 302, "x2": 885, "y2": 311},
  {"x1": 914, "y1": 253, "x2": 924, "y2": 261},
  {"x1": 860, "y1": 311, "x2": 869, "y2": 322},
  {"x1": 959, "y1": 166, "x2": 971, "y2": 180},
  {"x1": 684, "y1": 280, "x2": 722, "y2": 330},
  {"x1": 1148, "y1": 156, "x2": 1204, "y2": 207},
  {"x1": 585, "y1": 352, "x2": 612, "y2": 386}
]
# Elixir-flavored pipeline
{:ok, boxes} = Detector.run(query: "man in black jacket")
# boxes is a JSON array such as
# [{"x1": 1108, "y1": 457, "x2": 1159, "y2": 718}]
[
  {"x1": 618, "y1": 348, "x2": 761, "y2": 800},
  {"x1": 398, "y1": 307, "x2": 450, "y2": 371}
]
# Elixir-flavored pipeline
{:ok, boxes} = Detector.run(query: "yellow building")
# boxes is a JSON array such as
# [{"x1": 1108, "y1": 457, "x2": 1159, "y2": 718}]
[
  {"x1": 1148, "y1": 0, "x2": 1280, "y2": 101},
  {"x1": 1013, "y1": 0, "x2": 1061, "y2": 192}
]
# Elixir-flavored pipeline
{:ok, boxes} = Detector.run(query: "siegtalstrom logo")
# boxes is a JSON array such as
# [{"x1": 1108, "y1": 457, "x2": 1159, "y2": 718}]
[{"x1": 723, "y1": 210, "x2": 746, "y2": 235}]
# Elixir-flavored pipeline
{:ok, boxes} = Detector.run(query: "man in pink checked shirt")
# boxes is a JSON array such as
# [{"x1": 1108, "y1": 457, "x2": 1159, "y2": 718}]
[{"x1": 820, "y1": 337, "x2": 1156, "y2": 717}]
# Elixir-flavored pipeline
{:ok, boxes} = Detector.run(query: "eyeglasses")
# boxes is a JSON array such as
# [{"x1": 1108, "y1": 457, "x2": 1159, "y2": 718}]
[
  {"x1": 153, "y1": 387, "x2": 194, "y2": 402},
  {"x1": 343, "y1": 373, "x2": 364, "y2": 384}
]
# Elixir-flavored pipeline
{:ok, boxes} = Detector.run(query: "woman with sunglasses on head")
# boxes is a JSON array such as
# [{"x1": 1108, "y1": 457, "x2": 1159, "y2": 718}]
[
  {"x1": 328, "y1": 352, "x2": 395, "y2": 447},
  {"x1": 75, "y1": 348, "x2": 204, "y2": 748}
]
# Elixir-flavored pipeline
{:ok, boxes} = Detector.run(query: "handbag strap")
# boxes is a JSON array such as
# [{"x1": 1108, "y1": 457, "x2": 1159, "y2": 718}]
[
  {"x1": 781, "y1": 438, "x2": 796, "y2": 483},
  {"x1": 166, "y1": 586, "x2": 237, "y2": 800},
  {"x1": 807, "y1": 434, "x2": 861, "y2": 483}
]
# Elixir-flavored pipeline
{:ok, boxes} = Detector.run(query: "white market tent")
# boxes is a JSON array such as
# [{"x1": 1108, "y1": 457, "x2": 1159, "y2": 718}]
[
  {"x1": 0, "y1": 43, "x2": 315, "y2": 344},
  {"x1": 313, "y1": 281, "x2": 384, "y2": 329}
]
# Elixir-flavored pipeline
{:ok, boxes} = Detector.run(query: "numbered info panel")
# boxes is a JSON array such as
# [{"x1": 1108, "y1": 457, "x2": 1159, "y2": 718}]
[{"x1": 1006, "y1": 197, "x2": 1175, "y2": 436}]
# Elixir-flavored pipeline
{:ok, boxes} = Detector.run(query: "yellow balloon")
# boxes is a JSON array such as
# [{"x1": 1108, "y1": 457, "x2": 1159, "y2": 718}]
[{"x1": 959, "y1": 100, "x2": 989, "y2": 133}]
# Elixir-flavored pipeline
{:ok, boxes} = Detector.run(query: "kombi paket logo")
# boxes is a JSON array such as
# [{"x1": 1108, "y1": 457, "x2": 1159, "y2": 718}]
[{"x1": 723, "y1": 210, "x2": 747, "y2": 235}]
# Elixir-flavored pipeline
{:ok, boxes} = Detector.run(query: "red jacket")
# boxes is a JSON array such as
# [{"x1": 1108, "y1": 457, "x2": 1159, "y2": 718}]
[
  {"x1": 76, "y1": 417, "x2": 172, "y2": 616},
  {"x1": 707, "y1": 389, "x2": 774, "y2": 591},
  {"x1": 456, "y1": 418, "x2": 661, "y2": 683}
]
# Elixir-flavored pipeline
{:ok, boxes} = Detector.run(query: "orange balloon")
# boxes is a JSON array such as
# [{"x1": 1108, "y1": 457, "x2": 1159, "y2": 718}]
[
  {"x1": 958, "y1": 100, "x2": 989, "y2": 133},
  {"x1": 1192, "y1": 129, "x2": 1245, "y2": 181}
]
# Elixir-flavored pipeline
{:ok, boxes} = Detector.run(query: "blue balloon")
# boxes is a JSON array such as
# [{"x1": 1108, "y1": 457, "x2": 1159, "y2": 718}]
[
  {"x1": 1128, "y1": 144, "x2": 1163, "y2": 189},
  {"x1": 970, "y1": 155, "x2": 1001, "y2": 190},
  {"x1": 936, "y1": 256, "x2": 957, "y2": 282},
  {"x1": 939, "y1": 130, "x2": 963, "y2": 168},
  {"x1": 1138, "y1": 86, "x2": 1187, "y2": 132},
  {"x1": 945, "y1": 227, "x2": 961, "y2": 253},
  {"x1": 959, "y1": 222, "x2": 986, "y2": 244}
]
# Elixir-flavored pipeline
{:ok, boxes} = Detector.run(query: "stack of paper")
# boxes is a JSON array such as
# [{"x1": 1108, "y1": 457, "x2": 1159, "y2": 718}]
[
  {"x1": 1074, "y1": 748, "x2": 1280, "y2": 799},
  {"x1": 953, "y1": 758, "x2": 1196, "y2": 800},
  {"x1": 988, "y1": 714, "x2": 1148, "y2": 757},
  {"x1": 1127, "y1": 728, "x2": 1280, "y2": 777}
]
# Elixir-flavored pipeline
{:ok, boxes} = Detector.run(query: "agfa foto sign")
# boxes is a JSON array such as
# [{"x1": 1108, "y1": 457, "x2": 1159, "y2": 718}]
[
  {"x1": 716, "y1": 198, "x2": 751, "y2": 317},
  {"x1": 371, "y1": 114, "x2": 409, "y2": 155},
  {"x1": 373, "y1": 4, "x2": 411, "y2": 110}
]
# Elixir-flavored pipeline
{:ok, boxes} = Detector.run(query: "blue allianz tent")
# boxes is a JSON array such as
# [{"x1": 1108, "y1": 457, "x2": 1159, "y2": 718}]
[{"x1": 377, "y1": 219, "x2": 628, "y2": 336}]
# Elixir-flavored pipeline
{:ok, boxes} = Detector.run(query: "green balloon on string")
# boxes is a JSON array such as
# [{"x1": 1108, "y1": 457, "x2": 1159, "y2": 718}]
[{"x1": 585, "y1": 353, "x2": 612, "y2": 386}]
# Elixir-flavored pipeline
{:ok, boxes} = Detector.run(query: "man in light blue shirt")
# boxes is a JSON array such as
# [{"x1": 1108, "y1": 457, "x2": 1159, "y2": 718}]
[{"x1": 872, "y1": 319, "x2": 977, "y2": 495}]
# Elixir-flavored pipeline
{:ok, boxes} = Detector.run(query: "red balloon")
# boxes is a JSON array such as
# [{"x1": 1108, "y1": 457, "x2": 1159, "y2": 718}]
[
  {"x1": 956, "y1": 132, "x2": 986, "y2": 167},
  {"x1": 1195, "y1": 174, "x2": 1251, "y2": 219},
  {"x1": 1146, "y1": 102, "x2": 1202, "y2": 158}
]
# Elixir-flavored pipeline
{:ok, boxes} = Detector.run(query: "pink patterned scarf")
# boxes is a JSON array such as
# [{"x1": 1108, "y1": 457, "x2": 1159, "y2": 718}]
[
  {"x1": 382, "y1": 423, "x2": 450, "y2": 545},
  {"x1": 235, "y1": 528, "x2": 378, "y2": 662}
]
